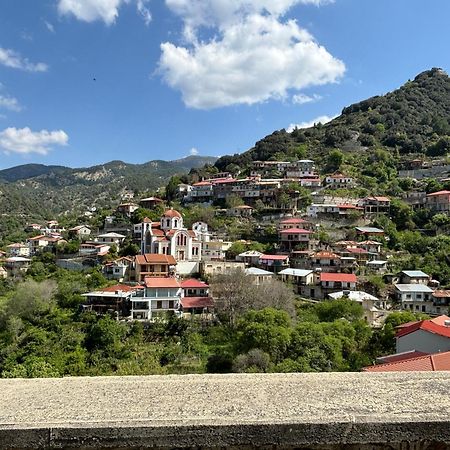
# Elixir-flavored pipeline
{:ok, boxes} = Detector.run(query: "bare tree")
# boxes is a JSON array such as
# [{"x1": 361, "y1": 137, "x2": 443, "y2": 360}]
[{"x1": 210, "y1": 270, "x2": 296, "y2": 326}]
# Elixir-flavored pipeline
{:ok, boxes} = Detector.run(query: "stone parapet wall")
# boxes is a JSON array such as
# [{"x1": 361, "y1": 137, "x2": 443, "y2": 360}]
[{"x1": 0, "y1": 372, "x2": 449, "y2": 449}]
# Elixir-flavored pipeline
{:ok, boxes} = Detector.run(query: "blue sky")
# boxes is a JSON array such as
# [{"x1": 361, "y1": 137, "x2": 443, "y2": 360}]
[{"x1": 0, "y1": 0, "x2": 449, "y2": 169}]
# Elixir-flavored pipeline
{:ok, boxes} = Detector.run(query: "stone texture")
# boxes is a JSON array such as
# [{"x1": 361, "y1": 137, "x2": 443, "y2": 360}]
[{"x1": 0, "y1": 372, "x2": 449, "y2": 449}]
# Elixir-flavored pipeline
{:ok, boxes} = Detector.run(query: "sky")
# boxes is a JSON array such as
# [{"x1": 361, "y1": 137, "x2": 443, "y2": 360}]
[{"x1": 0, "y1": 0, "x2": 449, "y2": 169}]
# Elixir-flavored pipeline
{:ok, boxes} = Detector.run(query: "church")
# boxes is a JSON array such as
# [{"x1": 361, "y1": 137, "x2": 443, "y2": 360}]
[{"x1": 134, "y1": 209, "x2": 210, "y2": 262}]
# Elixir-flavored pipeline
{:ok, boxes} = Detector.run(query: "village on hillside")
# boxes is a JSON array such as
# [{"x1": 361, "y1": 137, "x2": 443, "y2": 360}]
[{"x1": 2, "y1": 154, "x2": 450, "y2": 373}]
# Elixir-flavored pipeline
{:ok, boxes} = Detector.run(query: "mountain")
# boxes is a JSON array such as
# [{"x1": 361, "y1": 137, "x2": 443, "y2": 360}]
[
  {"x1": 0, "y1": 164, "x2": 70, "y2": 183},
  {"x1": 0, "y1": 156, "x2": 217, "y2": 221},
  {"x1": 214, "y1": 68, "x2": 450, "y2": 171}
]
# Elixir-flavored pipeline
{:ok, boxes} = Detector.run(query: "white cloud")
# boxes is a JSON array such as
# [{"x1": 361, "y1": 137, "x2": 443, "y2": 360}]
[
  {"x1": 292, "y1": 93, "x2": 322, "y2": 105},
  {"x1": 137, "y1": 0, "x2": 152, "y2": 25},
  {"x1": 165, "y1": 0, "x2": 334, "y2": 30},
  {"x1": 44, "y1": 21, "x2": 55, "y2": 33},
  {"x1": 58, "y1": 0, "x2": 152, "y2": 25},
  {"x1": 58, "y1": 0, "x2": 123, "y2": 24},
  {"x1": 0, "y1": 95, "x2": 22, "y2": 112},
  {"x1": 0, "y1": 127, "x2": 69, "y2": 155},
  {"x1": 189, "y1": 147, "x2": 199, "y2": 156},
  {"x1": 0, "y1": 47, "x2": 48, "y2": 72},
  {"x1": 287, "y1": 114, "x2": 337, "y2": 132},
  {"x1": 159, "y1": 14, "x2": 344, "y2": 109}
]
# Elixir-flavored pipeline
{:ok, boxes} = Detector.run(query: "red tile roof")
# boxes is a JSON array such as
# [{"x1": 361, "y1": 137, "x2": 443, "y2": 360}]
[
  {"x1": 426, "y1": 190, "x2": 450, "y2": 197},
  {"x1": 363, "y1": 351, "x2": 450, "y2": 372},
  {"x1": 260, "y1": 254, "x2": 289, "y2": 261},
  {"x1": 280, "y1": 218, "x2": 307, "y2": 224},
  {"x1": 279, "y1": 228, "x2": 312, "y2": 234},
  {"x1": 396, "y1": 316, "x2": 450, "y2": 339},
  {"x1": 181, "y1": 279, "x2": 209, "y2": 289},
  {"x1": 320, "y1": 273, "x2": 357, "y2": 283},
  {"x1": 152, "y1": 229, "x2": 165, "y2": 237},
  {"x1": 181, "y1": 296, "x2": 214, "y2": 309},
  {"x1": 163, "y1": 209, "x2": 182, "y2": 218},
  {"x1": 101, "y1": 284, "x2": 137, "y2": 292},
  {"x1": 345, "y1": 247, "x2": 368, "y2": 254},
  {"x1": 135, "y1": 254, "x2": 176, "y2": 265},
  {"x1": 144, "y1": 277, "x2": 180, "y2": 288},
  {"x1": 376, "y1": 350, "x2": 429, "y2": 364},
  {"x1": 313, "y1": 251, "x2": 340, "y2": 259}
]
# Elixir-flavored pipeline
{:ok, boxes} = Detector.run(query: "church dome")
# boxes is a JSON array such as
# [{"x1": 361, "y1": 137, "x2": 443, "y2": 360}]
[{"x1": 163, "y1": 209, "x2": 182, "y2": 219}]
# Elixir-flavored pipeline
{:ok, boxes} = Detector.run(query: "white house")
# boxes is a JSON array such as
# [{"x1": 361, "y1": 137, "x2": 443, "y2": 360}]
[
  {"x1": 96, "y1": 232, "x2": 126, "y2": 248},
  {"x1": 279, "y1": 268, "x2": 314, "y2": 293},
  {"x1": 399, "y1": 270, "x2": 430, "y2": 285},
  {"x1": 131, "y1": 277, "x2": 181, "y2": 321},
  {"x1": 395, "y1": 284, "x2": 434, "y2": 314},
  {"x1": 244, "y1": 267, "x2": 274, "y2": 285},
  {"x1": 6, "y1": 243, "x2": 30, "y2": 257}
]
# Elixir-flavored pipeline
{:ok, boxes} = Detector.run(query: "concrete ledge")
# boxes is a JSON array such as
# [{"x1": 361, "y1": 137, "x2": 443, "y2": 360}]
[{"x1": 0, "y1": 372, "x2": 449, "y2": 449}]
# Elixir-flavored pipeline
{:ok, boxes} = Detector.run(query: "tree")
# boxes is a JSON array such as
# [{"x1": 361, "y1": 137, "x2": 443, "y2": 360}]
[
  {"x1": 314, "y1": 299, "x2": 364, "y2": 323},
  {"x1": 326, "y1": 149, "x2": 344, "y2": 172},
  {"x1": 210, "y1": 271, "x2": 296, "y2": 326},
  {"x1": 232, "y1": 349, "x2": 271, "y2": 373},
  {"x1": 165, "y1": 176, "x2": 181, "y2": 202},
  {"x1": 225, "y1": 194, "x2": 244, "y2": 209},
  {"x1": 237, "y1": 308, "x2": 291, "y2": 363}
]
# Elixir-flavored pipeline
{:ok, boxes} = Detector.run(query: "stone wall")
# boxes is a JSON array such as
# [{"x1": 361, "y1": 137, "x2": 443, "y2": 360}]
[{"x1": 0, "y1": 372, "x2": 449, "y2": 449}]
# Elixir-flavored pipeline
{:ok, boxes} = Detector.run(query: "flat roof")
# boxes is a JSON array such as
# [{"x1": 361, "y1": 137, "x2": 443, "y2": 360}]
[{"x1": 394, "y1": 284, "x2": 433, "y2": 293}]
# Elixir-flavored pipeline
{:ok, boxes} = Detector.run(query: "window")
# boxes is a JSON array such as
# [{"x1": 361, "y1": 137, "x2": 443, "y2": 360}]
[
  {"x1": 168, "y1": 300, "x2": 174, "y2": 309},
  {"x1": 156, "y1": 300, "x2": 162, "y2": 309}
]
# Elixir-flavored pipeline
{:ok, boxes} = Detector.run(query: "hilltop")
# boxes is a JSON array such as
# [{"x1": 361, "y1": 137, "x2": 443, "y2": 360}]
[{"x1": 214, "y1": 68, "x2": 450, "y2": 172}]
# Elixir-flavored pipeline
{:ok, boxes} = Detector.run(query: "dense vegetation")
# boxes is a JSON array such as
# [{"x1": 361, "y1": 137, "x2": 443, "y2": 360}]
[{"x1": 0, "y1": 264, "x2": 425, "y2": 378}]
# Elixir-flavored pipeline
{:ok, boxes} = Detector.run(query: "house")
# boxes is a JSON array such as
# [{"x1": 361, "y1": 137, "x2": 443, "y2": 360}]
[
  {"x1": 244, "y1": 267, "x2": 274, "y2": 285},
  {"x1": 137, "y1": 209, "x2": 209, "y2": 262},
  {"x1": 324, "y1": 173, "x2": 353, "y2": 188},
  {"x1": 432, "y1": 290, "x2": 450, "y2": 316},
  {"x1": 68, "y1": 225, "x2": 92, "y2": 239},
  {"x1": 189, "y1": 181, "x2": 214, "y2": 203},
  {"x1": 399, "y1": 270, "x2": 430, "y2": 285},
  {"x1": 180, "y1": 279, "x2": 213, "y2": 315},
  {"x1": 259, "y1": 255, "x2": 290, "y2": 273},
  {"x1": 278, "y1": 268, "x2": 314, "y2": 293},
  {"x1": 366, "y1": 260, "x2": 388, "y2": 273},
  {"x1": 6, "y1": 243, "x2": 30, "y2": 257},
  {"x1": 360, "y1": 196, "x2": 391, "y2": 216},
  {"x1": 79, "y1": 243, "x2": 111, "y2": 257},
  {"x1": 227, "y1": 205, "x2": 253, "y2": 217},
  {"x1": 278, "y1": 217, "x2": 312, "y2": 231},
  {"x1": 96, "y1": 232, "x2": 126, "y2": 248},
  {"x1": 131, "y1": 277, "x2": 181, "y2": 321},
  {"x1": 357, "y1": 240, "x2": 382, "y2": 255},
  {"x1": 139, "y1": 197, "x2": 164, "y2": 209},
  {"x1": 320, "y1": 272, "x2": 357, "y2": 294},
  {"x1": 337, "y1": 203, "x2": 364, "y2": 216},
  {"x1": 279, "y1": 228, "x2": 312, "y2": 251},
  {"x1": 394, "y1": 284, "x2": 434, "y2": 314},
  {"x1": 81, "y1": 284, "x2": 139, "y2": 316},
  {"x1": 306, "y1": 203, "x2": 340, "y2": 217},
  {"x1": 425, "y1": 190, "x2": 450, "y2": 213},
  {"x1": 310, "y1": 251, "x2": 341, "y2": 270},
  {"x1": 395, "y1": 315, "x2": 450, "y2": 354},
  {"x1": 103, "y1": 256, "x2": 133, "y2": 281},
  {"x1": 299, "y1": 178, "x2": 322, "y2": 188},
  {"x1": 28, "y1": 235, "x2": 65, "y2": 255},
  {"x1": 135, "y1": 254, "x2": 177, "y2": 282},
  {"x1": 202, "y1": 240, "x2": 232, "y2": 261},
  {"x1": 363, "y1": 350, "x2": 450, "y2": 372},
  {"x1": 200, "y1": 260, "x2": 246, "y2": 277},
  {"x1": 355, "y1": 226, "x2": 384, "y2": 239},
  {"x1": 4, "y1": 257, "x2": 31, "y2": 275},
  {"x1": 116, "y1": 203, "x2": 139, "y2": 216},
  {"x1": 236, "y1": 250, "x2": 264, "y2": 266},
  {"x1": 339, "y1": 247, "x2": 370, "y2": 264}
]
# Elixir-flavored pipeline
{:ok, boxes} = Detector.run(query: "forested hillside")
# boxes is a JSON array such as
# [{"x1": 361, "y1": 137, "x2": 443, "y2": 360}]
[
  {"x1": 215, "y1": 68, "x2": 450, "y2": 172},
  {"x1": 0, "y1": 156, "x2": 217, "y2": 221}
]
